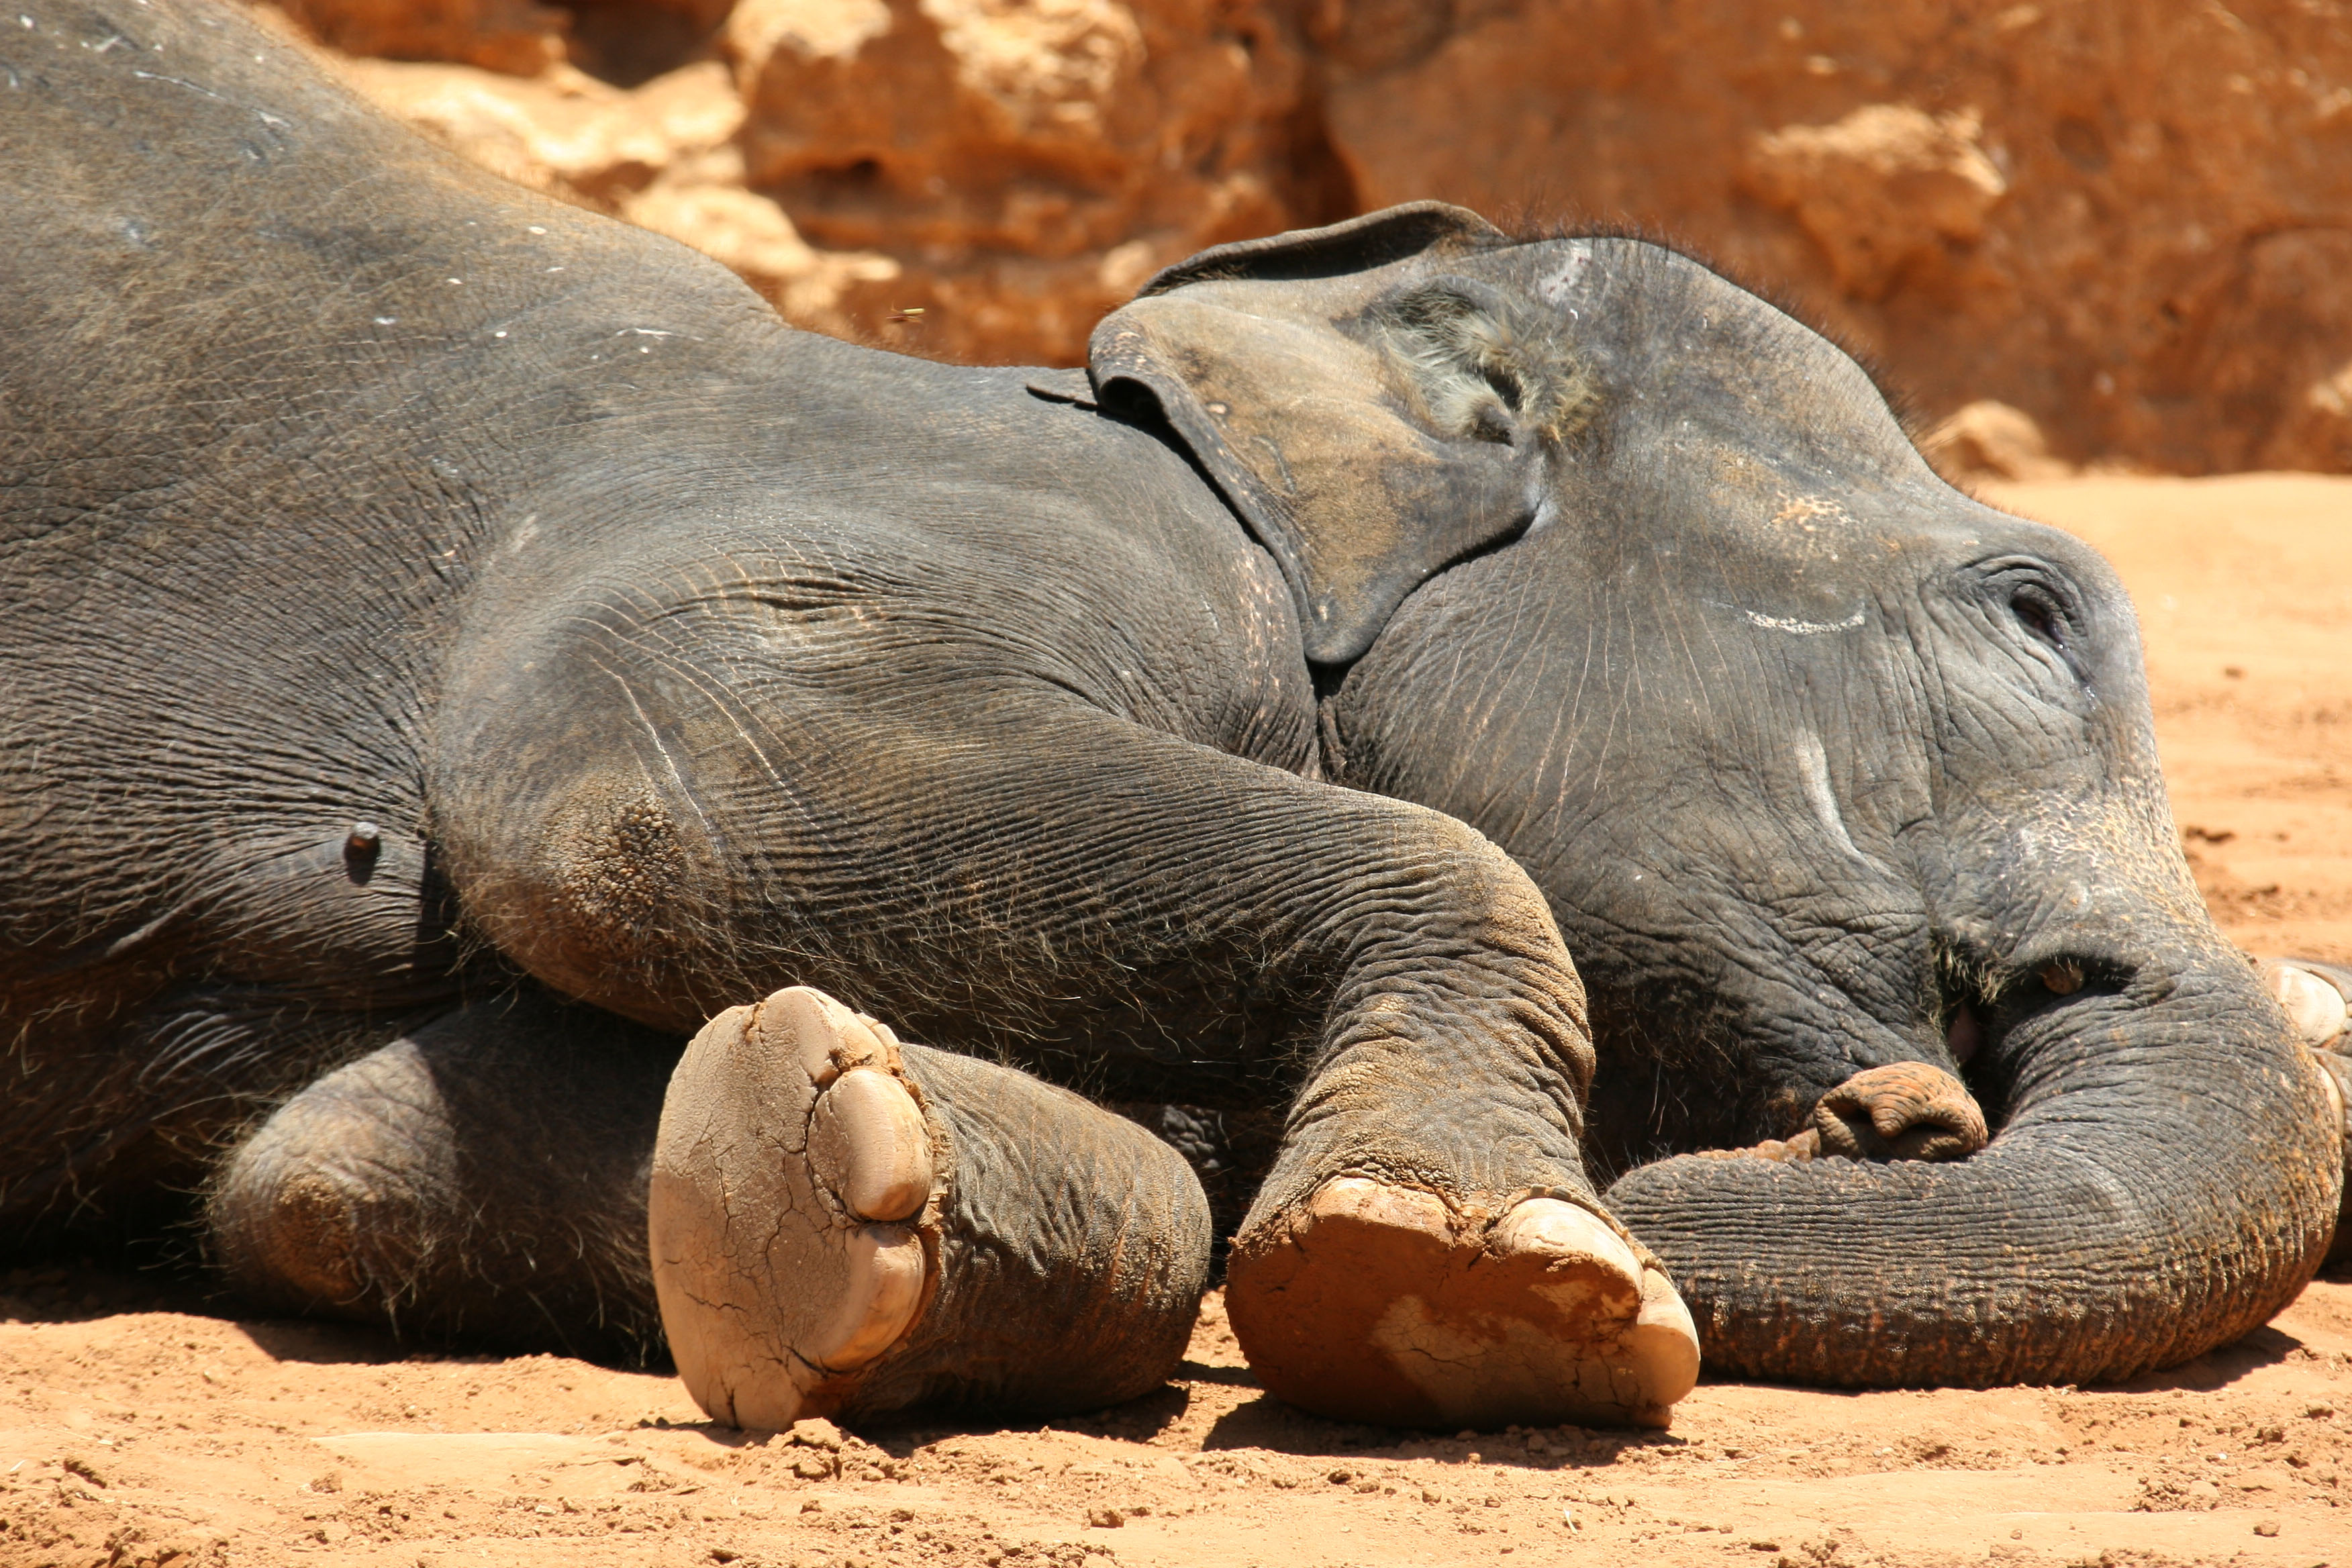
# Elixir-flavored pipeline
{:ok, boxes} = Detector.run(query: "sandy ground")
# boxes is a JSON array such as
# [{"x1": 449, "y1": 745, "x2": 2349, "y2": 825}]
[{"x1": 5, "y1": 473, "x2": 2350, "y2": 1568}]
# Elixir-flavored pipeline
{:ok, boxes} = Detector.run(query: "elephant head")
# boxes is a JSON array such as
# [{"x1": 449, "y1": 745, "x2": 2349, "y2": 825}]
[{"x1": 1089, "y1": 203, "x2": 2344, "y2": 1385}]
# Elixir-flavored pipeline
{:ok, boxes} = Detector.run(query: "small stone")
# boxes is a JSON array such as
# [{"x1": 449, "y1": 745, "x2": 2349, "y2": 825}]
[
  {"x1": 1750, "y1": 1543, "x2": 1782, "y2": 1553},
  {"x1": 1327, "y1": 1468, "x2": 1352, "y2": 1485},
  {"x1": 1087, "y1": 1508, "x2": 1124, "y2": 1528},
  {"x1": 2253, "y1": 1520, "x2": 2280, "y2": 1537}
]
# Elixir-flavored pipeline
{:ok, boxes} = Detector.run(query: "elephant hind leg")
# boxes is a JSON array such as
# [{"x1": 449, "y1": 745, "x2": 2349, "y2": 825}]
[
  {"x1": 207, "y1": 992, "x2": 678, "y2": 1362},
  {"x1": 650, "y1": 987, "x2": 1212, "y2": 1430}
]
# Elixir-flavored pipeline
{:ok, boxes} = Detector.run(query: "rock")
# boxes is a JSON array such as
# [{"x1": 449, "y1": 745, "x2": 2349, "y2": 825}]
[
  {"x1": 277, "y1": 0, "x2": 570, "y2": 75},
  {"x1": 1921, "y1": 401, "x2": 2072, "y2": 484},
  {"x1": 717, "y1": 0, "x2": 1330, "y2": 364},
  {"x1": 1316, "y1": 0, "x2": 2352, "y2": 475},
  {"x1": 279, "y1": 0, "x2": 732, "y2": 81},
  {"x1": 330, "y1": 56, "x2": 742, "y2": 199},
  {"x1": 621, "y1": 168, "x2": 903, "y2": 327},
  {"x1": 787, "y1": 1416, "x2": 845, "y2": 1450},
  {"x1": 1743, "y1": 105, "x2": 2006, "y2": 300},
  {"x1": 317, "y1": 48, "x2": 899, "y2": 331},
  {"x1": 2271, "y1": 360, "x2": 2352, "y2": 475},
  {"x1": 258, "y1": 0, "x2": 2352, "y2": 475}
]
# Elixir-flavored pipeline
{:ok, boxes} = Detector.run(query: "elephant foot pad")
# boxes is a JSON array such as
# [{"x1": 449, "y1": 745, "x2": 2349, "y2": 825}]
[
  {"x1": 650, "y1": 987, "x2": 939, "y2": 1431},
  {"x1": 1225, "y1": 1179, "x2": 1700, "y2": 1430}
]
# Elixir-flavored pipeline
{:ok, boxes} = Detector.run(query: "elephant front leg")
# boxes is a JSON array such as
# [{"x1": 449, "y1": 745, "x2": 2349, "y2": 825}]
[
  {"x1": 442, "y1": 677, "x2": 1699, "y2": 1426},
  {"x1": 650, "y1": 987, "x2": 1212, "y2": 1428},
  {"x1": 1227, "y1": 949, "x2": 1700, "y2": 1430}
]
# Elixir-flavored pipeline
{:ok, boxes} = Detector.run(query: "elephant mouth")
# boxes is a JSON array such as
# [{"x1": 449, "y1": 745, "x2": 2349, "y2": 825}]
[
  {"x1": 1720, "y1": 954, "x2": 2107, "y2": 1168},
  {"x1": 1724, "y1": 952, "x2": 2352, "y2": 1189}
]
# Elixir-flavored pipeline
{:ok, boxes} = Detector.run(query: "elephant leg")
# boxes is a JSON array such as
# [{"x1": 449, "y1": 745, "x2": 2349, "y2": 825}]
[
  {"x1": 1105, "y1": 1101, "x2": 1285, "y2": 1272},
  {"x1": 3, "y1": 985, "x2": 420, "y2": 1257},
  {"x1": 442, "y1": 670, "x2": 1698, "y2": 1426},
  {"x1": 1225, "y1": 1020, "x2": 1700, "y2": 1431},
  {"x1": 207, "y1": 989, "x2": 679, "y2": 1361},
  {"x1": 650, "y1": 987, "x2": 1211, "y2": 1429}
]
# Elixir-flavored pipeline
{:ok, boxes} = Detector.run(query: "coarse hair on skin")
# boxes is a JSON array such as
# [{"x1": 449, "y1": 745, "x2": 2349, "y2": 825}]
[{"x1": 1371, "y1": 277, "x2": 1600, "y2": 446}]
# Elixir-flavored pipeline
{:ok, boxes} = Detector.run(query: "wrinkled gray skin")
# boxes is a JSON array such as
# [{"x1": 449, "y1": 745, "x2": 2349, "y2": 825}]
[{"x1": 2, "y1": 0, "x2": 2341, "y2": 1392}]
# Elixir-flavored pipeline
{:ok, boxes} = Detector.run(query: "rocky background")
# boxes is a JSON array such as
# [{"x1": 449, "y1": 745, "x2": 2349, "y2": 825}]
[{"x1": 252, "y1": 0, "x2": 2352, "y2": 476}]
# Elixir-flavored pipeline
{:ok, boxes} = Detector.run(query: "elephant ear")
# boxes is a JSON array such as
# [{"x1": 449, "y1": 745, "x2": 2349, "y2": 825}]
[{"x1": 1089, "y1": 202, "x2": 1596, "y2": 665}]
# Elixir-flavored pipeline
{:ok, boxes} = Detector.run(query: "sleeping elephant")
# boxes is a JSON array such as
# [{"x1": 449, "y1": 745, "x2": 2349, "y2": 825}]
[{"x1": 3, "y1": 0, "x2": 2345, "y2": 1432}]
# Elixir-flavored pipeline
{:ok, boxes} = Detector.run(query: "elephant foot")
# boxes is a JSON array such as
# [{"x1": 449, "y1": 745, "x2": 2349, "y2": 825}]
[
  {"x1": 1224, "y1": 1177, "x2": 1700, "y2": 1430},
  {"x1": 1721, "y1": 1061, "x2": 1988, "y2": 1164},
  {"x1": 650, "y1": 986, "x2": 1214, "y2": 1429},
  {"x1": 208, "y1": 999, "x2": 676, "y2": 1359},
  {"x1": 2259, "y1": 960, "x2": 2352, "y2": 1265},
  {"x1": 650, "y1": 988, "x2": 937, "y2": 1431},
  {"x1": 211, "y1": 1091, "x2": 394, "y2": 1315},
  {"x1": 2260, "y1": 957, "x2": 2351, "y2": 1047}
]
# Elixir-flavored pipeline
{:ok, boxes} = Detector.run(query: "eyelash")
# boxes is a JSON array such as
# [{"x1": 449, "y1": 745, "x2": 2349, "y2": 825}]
[{"x1": 2010, "y1": 585, "x2": 2069, "y2": 652}]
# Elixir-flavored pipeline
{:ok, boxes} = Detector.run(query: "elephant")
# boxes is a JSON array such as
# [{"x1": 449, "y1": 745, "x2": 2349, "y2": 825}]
[{"x1": 3, "y1": 0, "x2": 2345, "y2": 1434}]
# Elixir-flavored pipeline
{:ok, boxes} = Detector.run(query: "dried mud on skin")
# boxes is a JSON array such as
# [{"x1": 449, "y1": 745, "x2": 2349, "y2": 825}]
[{"x1": 6, "y1": 474, "x2": 2352, "y2": 1568}]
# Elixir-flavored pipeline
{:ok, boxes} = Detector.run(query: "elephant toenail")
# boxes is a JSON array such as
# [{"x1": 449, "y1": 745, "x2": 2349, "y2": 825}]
[
  {"x1": 810, "y1": 1069, "x2": 932, "y2": 1222},
  {"x1": 2265, "y1": 964, "x2": 2349, "y2": 1046}
]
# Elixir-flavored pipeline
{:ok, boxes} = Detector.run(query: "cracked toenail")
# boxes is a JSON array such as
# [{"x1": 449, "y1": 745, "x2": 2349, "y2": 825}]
[
  {"x1": 1304, "y1": 1177, "x2": 1451, "y2": 1238},
  {"x1": 811, "y1": 1069, "x2": 932, "y2": 1222}
]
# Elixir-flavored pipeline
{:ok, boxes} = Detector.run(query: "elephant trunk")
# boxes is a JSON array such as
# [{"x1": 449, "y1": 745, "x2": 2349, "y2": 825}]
[{"x1": 1604, "y1": 950, "x2": 2343, "y2": 1387}]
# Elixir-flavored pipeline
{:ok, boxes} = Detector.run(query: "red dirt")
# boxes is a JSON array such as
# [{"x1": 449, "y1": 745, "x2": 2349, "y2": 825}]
[{"x1": 5, "y1": 474, "x2": 2351, "y2": 1568}]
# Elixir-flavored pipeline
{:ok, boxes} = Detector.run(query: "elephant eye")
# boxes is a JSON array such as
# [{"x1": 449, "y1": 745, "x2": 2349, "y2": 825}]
[
  {"x1": 1975, "y1": 558, "x2": 2093, "y2": 685},
  {"x1": 2010, "y1": 584, "x2": 2069, "y2": 652}
]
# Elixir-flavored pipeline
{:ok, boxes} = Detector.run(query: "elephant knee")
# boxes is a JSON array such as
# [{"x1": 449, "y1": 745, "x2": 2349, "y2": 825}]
[{"x1": 209, "y1": 1043, "x2": 452, "y2": 1319}]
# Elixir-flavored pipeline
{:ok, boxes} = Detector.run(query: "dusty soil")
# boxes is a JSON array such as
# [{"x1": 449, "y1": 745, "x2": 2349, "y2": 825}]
[{"x1": 5, "y1": 473, "x2": 2351, "y2": 1568}]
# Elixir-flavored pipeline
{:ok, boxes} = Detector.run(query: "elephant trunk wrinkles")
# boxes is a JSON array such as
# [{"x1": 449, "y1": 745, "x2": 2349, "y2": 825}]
[{"x1": 1604, "y1": 953, "x2": 2342, "y2": 1387}]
